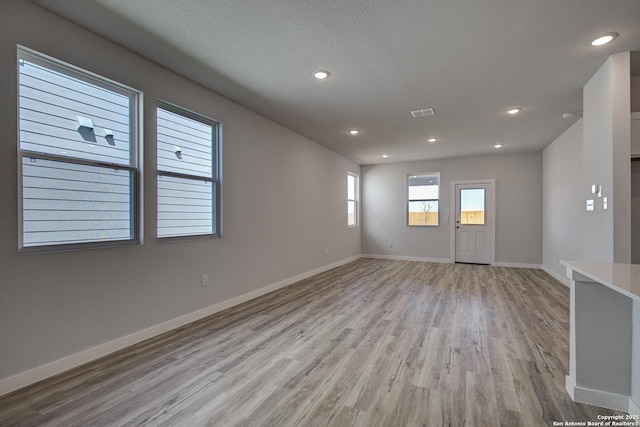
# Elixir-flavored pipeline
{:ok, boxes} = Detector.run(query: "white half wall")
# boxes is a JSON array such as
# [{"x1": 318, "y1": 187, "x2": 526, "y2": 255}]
[
  {"x1": 361, "y1": 152, "x2": 542, "y2": 265},
  {"x1": 542, "y1": 119, "x2": 584, "y2": 282},
  {"x1": 0, "y1": 0, "x2": 360, "y2": 389}
]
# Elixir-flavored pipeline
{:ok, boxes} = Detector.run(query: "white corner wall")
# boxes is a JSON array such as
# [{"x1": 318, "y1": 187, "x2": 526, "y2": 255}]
[
  {"x1": 361, "y1": 152, "x2": 542, "y2": 266},
  {"x1": 542, "y1": 119, "x2": 584, "y2": 283},
  {"x1": 582, "y1": 52, "x2": 631, "y2": 263},
  {"x1": 543, "y1": 52, "x2": 634, "y2": 278},
  {"x1": 0, "y1": 0, "x2": 360, "y2": 393}
]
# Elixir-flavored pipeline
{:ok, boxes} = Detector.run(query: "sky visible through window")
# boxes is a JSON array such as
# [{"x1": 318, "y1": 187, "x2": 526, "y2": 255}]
[
  {"x1": 348, "y1": 174, "x2": 355, "y2": 200},
  {"x1": 408, "y1": 185, "x2": 437, "y2": 200},
  {"x1": 461, "y1": 188, "x2": 485, "y2": 211}
]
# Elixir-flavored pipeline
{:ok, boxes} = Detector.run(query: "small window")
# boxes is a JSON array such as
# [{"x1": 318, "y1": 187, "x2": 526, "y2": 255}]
[
  {"x1": 347, "y1": 172, "x2": 359, "y2": 227},
  {"x1": 408, "y1": 174, "x2": 439, "y2": 226},
  {"x1": 17, "y1": 47, "x2": 141, "y2": 251},
  {"x1": 157, "y1": 102, "x2": 220, "y2": 239}
]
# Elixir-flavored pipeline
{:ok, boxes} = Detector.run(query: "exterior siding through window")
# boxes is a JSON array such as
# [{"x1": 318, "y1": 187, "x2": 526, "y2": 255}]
[
  {"x1": 156, "y1": 103, "x2": 219, "y2": 238},
  {"x1": 18, "y1": 48, "x2": 140, "y2": 250}
]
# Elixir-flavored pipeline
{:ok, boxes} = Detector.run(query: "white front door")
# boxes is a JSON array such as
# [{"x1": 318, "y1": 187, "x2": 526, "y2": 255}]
[{"x1": 455, "y1": 183, "x2": 492, "y2": 264}]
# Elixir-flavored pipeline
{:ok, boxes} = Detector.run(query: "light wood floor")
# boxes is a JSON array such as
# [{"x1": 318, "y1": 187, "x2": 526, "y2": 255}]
[{"x1": 0, "y1": 259, "x2": 623, "y2": 426}]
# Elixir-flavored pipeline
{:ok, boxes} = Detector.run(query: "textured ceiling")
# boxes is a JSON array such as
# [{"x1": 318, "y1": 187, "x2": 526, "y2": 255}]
[{"x1": 33, "y1": 0, "x2": 640, "y2": 165}]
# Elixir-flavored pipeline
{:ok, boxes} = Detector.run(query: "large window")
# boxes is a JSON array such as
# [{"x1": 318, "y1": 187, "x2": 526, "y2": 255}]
[
  {"x1": 157, "y1": 102, "x2": 220, "y2": 238},
  {"x1": 407, "y1": 173, "x2": 439, "y2": 226},
  {"x1": 347, "y1": 172, "x2": 359, "y2": 227},
  {"x1": 17, "y1": 47, "x2": 141, "y2": 251}
]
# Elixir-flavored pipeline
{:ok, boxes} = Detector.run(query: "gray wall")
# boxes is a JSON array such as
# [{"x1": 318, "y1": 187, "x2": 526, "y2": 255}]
[
  {"x1": 542, "y1": 119, "x2": 584, "y2": 281},
  {"x1": 0, "y1": 0, "x2": 360, "y2": 384},
  {"x1": 361, "y1": 152, "x2": 542, "y2": 265}
]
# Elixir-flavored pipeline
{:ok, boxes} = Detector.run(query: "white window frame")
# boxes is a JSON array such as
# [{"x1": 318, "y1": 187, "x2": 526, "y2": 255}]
[
  {"x1": 156, "y1": 101, "x2": 221, "y2": 240},
  {"x1": 347, "y1": 172, "x2": 359, "y2": 227},
  {"x1": 407, "y1": 173, "x2": 440, "y2": 227},
  {"x1": 17, "y1": 46, "x2": 142, "y2": 252}
]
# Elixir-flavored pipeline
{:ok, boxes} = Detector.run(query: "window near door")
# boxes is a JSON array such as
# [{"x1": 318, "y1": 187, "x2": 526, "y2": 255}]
[
  {"x1": 157, "y1": 102, "x2": 220, "y2": 239},
  {"x1": 408, "y1": 173, "x2": 439, "y2": 226},
  {"x1": 347, "y1": 172, "x2": 359, "y2": 227},
  {"x1": 17, "y1": 47, "x2": 141, "y2": 252},
  {"x1": 460, "y1": 188, "x2": 485, "y2": 225}
]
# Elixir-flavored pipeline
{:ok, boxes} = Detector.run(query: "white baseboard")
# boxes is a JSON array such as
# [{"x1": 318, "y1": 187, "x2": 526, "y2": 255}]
[
  {"x1": 566, "y1": 374, "x2": 631, "y2": 412},
  {"x1": 629, "y1": 396, "x2": 640, "y2": 418},
  {"x1": 362, "y1": 255, "x2": 543, "y2": 270},
  {"x1": 362, "y1": 254, "x2": 453, "y2": 263},
  {"x1": 566, "y1": 374, "x2": 577, "y2": 400},
  {"x1": 0, "y1": 255, "x2": 362, "y2": 397},
  {"x1": 492, "y1": 262, "x2": 542, "y2": 269},
  {"x1": 542, "y1": 265, "x2": 570, "y2": 287}
]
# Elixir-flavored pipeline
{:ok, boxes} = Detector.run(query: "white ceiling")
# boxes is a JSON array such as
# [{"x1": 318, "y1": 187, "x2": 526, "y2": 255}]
[{"x1": 33, "y1": 0, "x2": 640, "y2": 165}]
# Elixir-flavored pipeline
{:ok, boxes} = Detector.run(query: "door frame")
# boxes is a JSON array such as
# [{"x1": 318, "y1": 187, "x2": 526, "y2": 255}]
[{"x1": 449, "y1": 179, "x2": 496, "y2": 265}]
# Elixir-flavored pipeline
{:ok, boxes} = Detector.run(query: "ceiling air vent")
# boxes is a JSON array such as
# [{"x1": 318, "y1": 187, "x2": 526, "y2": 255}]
[{"x1": 410, "y1": 108, "x2": 435, "y2": 118}]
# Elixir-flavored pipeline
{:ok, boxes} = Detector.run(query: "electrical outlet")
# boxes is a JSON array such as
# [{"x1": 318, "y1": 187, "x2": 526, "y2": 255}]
[
  {"x1": 325, "y1": 248, "x2": 329, "y2": 255},
  {"x1": 201, "y1": 275, "x2": 208, "y2": 287},
  {"x1": 388, "y1": 241, "x2": 393, "y2": 247}
]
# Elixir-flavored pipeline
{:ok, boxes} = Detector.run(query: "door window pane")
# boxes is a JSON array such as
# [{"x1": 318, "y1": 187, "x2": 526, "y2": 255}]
[{"x1": 460, "y1": 188, "x2": 485, "y2": 225}]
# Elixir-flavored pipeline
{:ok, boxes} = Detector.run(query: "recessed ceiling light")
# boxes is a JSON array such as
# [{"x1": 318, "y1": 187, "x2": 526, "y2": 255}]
[
  {"x1": 427, "y1": 138, "x2": 437, "y2": 143},
  {"x1": 588, "y1": 32, "x2": 618, "y2": 47},
  {"x1": 313, "y1": 70, "x2": 330, "y2": 80},
  {"x1": 382, "y1": 154, "x2": 389, "y2": 158},
  {"x1": 507, "y1": 108, "x2": 521, "y2": 115},
  {"x1": 494, "y1": 144, "x2": 503, "y2": 149},
  {"x1": 349, "y1": 130, "x2": 359, "y2": 135}
]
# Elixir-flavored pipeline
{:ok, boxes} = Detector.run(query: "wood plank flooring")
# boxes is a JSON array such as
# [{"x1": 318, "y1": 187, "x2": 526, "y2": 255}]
[{"x1": 0, "y1": 259, "x2": 624, "y2": 426}]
